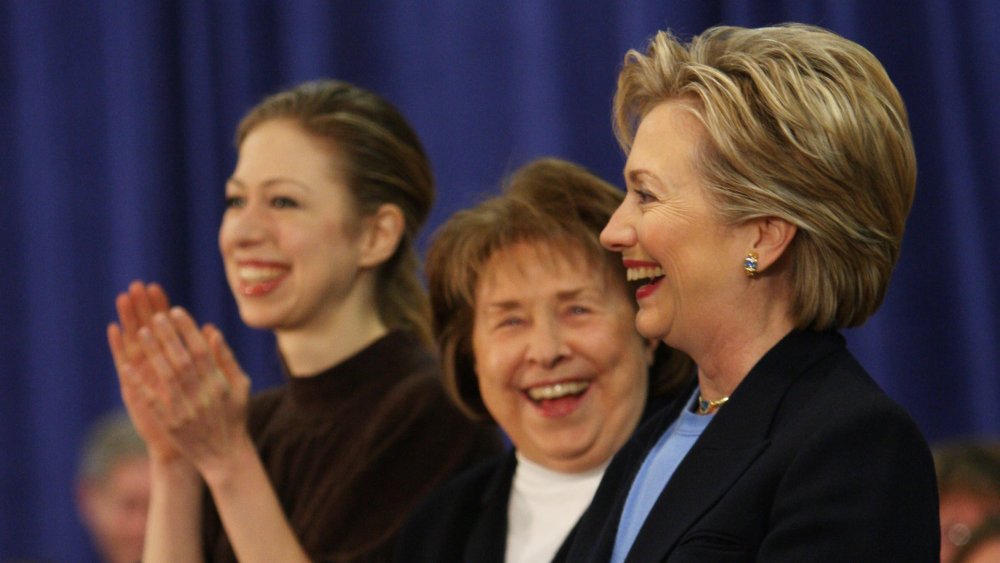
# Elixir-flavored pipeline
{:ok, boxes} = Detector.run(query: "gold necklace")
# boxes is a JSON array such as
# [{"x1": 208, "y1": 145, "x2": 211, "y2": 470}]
[{"x1": 696, "y1": 394, "x2": 729, "y2": 415}]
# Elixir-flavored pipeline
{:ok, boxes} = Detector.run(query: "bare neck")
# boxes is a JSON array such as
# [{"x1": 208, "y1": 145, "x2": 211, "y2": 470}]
[
  {"x1": 690, "y1": 279, "x2": 796, "y2": 402},
  {"x1": 276, "y1": 278, "x2": 388, "y2": 376}
]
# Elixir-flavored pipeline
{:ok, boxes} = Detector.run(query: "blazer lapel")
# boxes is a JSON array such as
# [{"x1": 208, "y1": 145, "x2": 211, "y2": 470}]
[
  {"x1": 624, "y1": 434, "x2": 769, "y2": 561},
  {"x1": 464, "y1": 453, "x2": 517, "y2": 563},
  {"x1": 624, "y1": 330, "x2": 845, "y2": 562},
  {"x1": 569, "y1": 381, "x2": 697, "y2": 562}
]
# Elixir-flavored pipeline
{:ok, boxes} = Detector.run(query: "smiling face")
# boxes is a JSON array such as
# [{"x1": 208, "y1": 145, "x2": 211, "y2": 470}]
[
  {"x1": 601, "y1": 100, "x2": 749, "y2": 355},
  {"x1": 219, "y1": 118, "x2": 368, "y2": 334},
  {"x1": 471, "y1": 241, "x2": 651, "y2": 473}
]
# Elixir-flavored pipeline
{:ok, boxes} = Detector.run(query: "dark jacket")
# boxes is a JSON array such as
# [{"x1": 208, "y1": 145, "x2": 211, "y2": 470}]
[
  {"x1": 565, "y1": 329, "x2": 940, "y2": 562},
  {"x1": 395, "y1": 382, "x2": 686, "y2": 563}
]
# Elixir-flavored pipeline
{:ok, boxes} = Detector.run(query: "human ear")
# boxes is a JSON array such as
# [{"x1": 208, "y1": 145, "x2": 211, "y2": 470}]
[
  {"x1": 358, "y1": 203, "x2": 405, "y2": 269},
  {"x1": 746, "y1": 217, "x2": 797, "y2": 275}
]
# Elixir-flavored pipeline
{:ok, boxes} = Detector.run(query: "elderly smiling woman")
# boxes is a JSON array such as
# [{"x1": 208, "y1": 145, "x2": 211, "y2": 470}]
[
  {"x1": 395, "y1": 158, "x2": 692, "y2": 563},
  {"x1": 565, "y1": 24, "x2": 940, "y2": 562}
]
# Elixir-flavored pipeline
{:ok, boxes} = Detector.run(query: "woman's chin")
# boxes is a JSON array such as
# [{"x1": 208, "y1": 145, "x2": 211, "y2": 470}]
[
  {"x1": 236, "y1": 306, "x2": 283, "y2": 331},
  {"x1": 634, "y1": 311, "x2": 668, "y2": 342},
  {"x1": 241, "y1": 318, "x2": 278, "y2": 331}
]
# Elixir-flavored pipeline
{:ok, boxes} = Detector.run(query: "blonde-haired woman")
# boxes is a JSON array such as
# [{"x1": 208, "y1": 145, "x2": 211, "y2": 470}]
[{"x1": 566, "y1": 24, "x2": 938, "y2": 561}]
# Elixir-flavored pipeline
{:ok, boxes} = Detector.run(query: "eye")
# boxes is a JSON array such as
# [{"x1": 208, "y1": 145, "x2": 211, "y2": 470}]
[
  {"x1": 224, "y1": 195, "x2": 245, "y2": 209},
  {"x1": 497, "y1": 316, "x2": 525, "y2": 329},
  {"x1": 568, "y1": 305, "x2": 591, "y2": 316},
  {"x1": 633, "y1": 188, "x2": 655, "y2": 205},
  {"x1": 271, "y1": 196, "x2": 299, "y2": 209}
]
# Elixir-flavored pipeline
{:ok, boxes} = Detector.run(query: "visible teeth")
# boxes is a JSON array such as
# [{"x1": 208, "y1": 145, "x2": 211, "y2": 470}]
[
  {"x1": 527, "y1": 381, "x2": 590, "y2": 401},
  {"x1": 627, "y1": 266, "x2": 665, "y2": 282},
  {"x1": 238, "y1": 266, "x2": 287, "y2": 282}
]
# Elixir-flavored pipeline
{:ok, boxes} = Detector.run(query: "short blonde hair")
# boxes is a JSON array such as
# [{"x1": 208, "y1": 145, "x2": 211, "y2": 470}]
[
  {"x1": 615, "y1": 24, "x2": 916, "y2": 329},
  {"x1": 427, "y1": 158, "x2": 691, "y2": 420}
]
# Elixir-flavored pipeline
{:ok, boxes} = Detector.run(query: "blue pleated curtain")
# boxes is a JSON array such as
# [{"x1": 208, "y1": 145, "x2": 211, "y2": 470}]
[{"x1": 1, "y1": 1, "x2": 997, "y2": 560}]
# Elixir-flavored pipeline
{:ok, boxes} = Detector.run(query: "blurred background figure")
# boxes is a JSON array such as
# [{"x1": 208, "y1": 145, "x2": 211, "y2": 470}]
[
  {"x1": 934, "y1": 441, "x2": 1000, "y2": 563},
  {"x1": 951, "y1": 514, "x2": 1000, "y2": 563},
  {"x1": 75, "y1": 411, "x2": 150, "y2": 563}
]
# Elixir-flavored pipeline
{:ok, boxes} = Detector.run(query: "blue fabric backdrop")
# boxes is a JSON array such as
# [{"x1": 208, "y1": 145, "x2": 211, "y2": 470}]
[{"x1": 2, "y1": 1, "x2": 997, "y2": 560}]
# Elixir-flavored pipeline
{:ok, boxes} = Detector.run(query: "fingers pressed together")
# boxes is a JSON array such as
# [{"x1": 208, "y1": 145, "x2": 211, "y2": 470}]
[{"x1": 105, "y1": 280, "x2": 251, "y2": 467}]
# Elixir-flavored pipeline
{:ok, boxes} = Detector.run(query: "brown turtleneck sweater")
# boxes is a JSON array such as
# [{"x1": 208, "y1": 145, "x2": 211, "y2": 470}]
[{"x1": 202, "y1": 330, "x2": 503, "y2": 562}]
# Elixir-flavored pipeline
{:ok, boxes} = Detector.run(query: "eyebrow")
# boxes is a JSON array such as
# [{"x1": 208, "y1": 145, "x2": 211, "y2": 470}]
[
  {"x1": 480, "y1": 287, "x2": 596, "y2": 313},
  {"x1": 225, "y1": 176, "x2": 313, "y2": 192},
  {"x1": 481, "y1": 301, "x2": 522, "y2": 314},
  {"x1": 556, "y1": 287, "x2": 590, "y2": 301},
  {"x1": 624, "y1": 168, "x2": 654, "y2": 187}
]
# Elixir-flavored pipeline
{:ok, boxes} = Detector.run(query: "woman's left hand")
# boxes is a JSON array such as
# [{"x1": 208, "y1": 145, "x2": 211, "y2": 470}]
[{"x1": 135, "y1": 307, "x2": 253, "y2": 482}]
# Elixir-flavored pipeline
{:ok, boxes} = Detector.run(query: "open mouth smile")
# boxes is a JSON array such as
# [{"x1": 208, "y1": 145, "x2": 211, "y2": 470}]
[
  {"x1": 526, "y1": 380, "x2": 590, "y2": 401},
  {"x1": 623, "y1": 260, "x2": 666, "y2": 299},
  {"x1": 523, "y1": 380, "x2": 591, "y2": 417},
  {"x1": 235, "y1": 262, "x2": 290, "y2": 296}
]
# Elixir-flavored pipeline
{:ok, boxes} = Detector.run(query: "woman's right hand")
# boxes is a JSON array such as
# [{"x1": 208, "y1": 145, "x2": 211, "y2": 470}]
[
  {"x1": 107, "y1": 281, "x2": 184, "y2": 464},
  {"x1": 133, "y1": 306, "x2": 253, "y2": 482}
]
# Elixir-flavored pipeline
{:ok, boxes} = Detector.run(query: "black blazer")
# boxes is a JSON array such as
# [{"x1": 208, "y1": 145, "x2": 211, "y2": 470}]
[
  {"x1": 565, "y1": 330, "x2": 940, "y2": 562},
  {"x1": 394, "y1": 389, "x2": 686, "y2": 563},
  {"x1": 394, "y1": 451, "x2": 576, "y2": 563}
]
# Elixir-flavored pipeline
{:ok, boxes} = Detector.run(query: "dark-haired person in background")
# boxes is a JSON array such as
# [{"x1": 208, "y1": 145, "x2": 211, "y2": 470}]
[{"x1": 934, "y1": 441, "x2": 1000, "y2": 562}]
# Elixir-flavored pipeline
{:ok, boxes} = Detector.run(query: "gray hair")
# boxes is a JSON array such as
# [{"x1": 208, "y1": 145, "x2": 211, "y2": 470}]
[{"x1": 77, "y1": 411, "x2": 147, "y2": 482}]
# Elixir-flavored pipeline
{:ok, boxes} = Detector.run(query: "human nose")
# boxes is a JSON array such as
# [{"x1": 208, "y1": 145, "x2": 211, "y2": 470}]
[
  {"x1": 222, "y1": 200, "x2": 268, "y2": 246},
  {"x1": 525, "y1": 315, "x2": 569, "y2": 369},
  {"x1": 600, "y1": 202, "x2": 635, "y2": 252}
]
